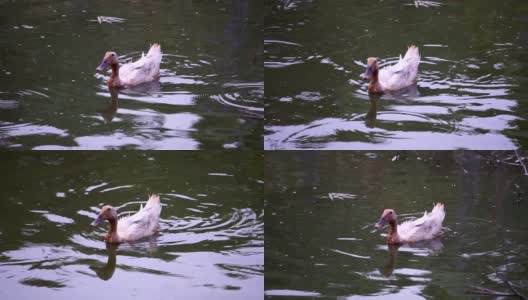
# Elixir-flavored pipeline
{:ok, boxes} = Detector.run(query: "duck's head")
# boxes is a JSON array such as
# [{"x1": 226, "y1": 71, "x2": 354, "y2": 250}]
[
  {"x1": 360, "y1": 57, "x2": 379, "y2": 81},
  {"x1": 91, "y1": 205, "x2": 118, "y2": 226},
  {"x1": 96, "y1": 52, "x2": 119, "y2": 72},
  {"x1": 375, "y1": 209, "x2": 397, "y2": 228}
]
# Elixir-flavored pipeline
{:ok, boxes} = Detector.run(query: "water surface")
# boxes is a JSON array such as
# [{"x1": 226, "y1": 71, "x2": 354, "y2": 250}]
[
  {"x1": 1, "y1": 0, "x2": 263, "y2": 149},
  {"x1": 264, "y1": 0, "x2": 528, "y2": 149},
  {"x1": 265, "y1": 151, "x2": 528, "y2": 299},
  {"x1": 0, "y1": 151, "x2": 263, "y2": 299}
]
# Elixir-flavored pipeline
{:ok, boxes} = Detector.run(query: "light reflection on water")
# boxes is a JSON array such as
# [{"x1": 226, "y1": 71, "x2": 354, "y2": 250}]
[
  {"x1": 1, "y1": 202, "x2": 263, "y2": 299},
  {"x1": 0, "y1": 152, "x2": 264, "y2": 299},
  {"x1": 0, "y1": 0, "x2": 263, "y2": 150},
  {"x1": 264, "y1": 0, "x2": 528, "y2": 149},
  {"x1": 265, "y1": 151, "x2": 528, "y2": 299},
  {"x1": 265, "y1": 51, "x2": 521, "y2": 149}
]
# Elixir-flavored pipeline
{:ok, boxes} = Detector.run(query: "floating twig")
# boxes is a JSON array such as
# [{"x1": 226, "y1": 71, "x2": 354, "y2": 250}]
[
  {"x1": 495, "y1": 270, "x2": 527, "y2": 300},
  {"x1": 327, "y1": 193, "x2": 356, "y2": 201},
  {"x1": 89, "y1": 16, "x2": 126, "y2": 24},
  {"x1": 407, "y1": 0, "x2": 443, "y2": 8},
  {"x1": 514, "y1": 150, "x2": 528, "y2": 176},
  {"x1": 469, "y1": 285, "x2": 515, "y2": 297},
  {"x1": 469, "y1": 266, "x2": 527, "y2": 299}
]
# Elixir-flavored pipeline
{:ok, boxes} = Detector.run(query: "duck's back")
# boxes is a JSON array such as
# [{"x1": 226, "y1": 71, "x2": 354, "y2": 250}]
[
  {"x1": 398, "y1": 203, "x2": 445, "y2": 243},
  {"x1": 120, "y1": 44, "x2": 162, "y2": 86},
  {"x1": 117, "y1": 195, "x2": 162, "y2": 241},
  {"x1": 379, "y1": 46, "x2": 420, "y2": 91}
]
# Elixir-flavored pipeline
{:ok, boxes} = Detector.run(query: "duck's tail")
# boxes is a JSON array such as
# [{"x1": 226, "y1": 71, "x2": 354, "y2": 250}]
[
  {"x1": 404, "y1": 45, "x2": 420, "y2": 61},
  {"x1": 147, "y1": 43, "x2": 162, "y2": 57},
  {"x1": 143, "y1": 194, "x2": 161, "y2": 213},
  {"x1": 431, "y1": 202, "x2": 446, "y2": 224},
  {"x1": 401, "y1": 45, "x2": 421, "y2": 83},
  {"x1": 432, "y1": 202, "x2": 444, "y2": 212},
  {"x1": 148, "y1": 194, "x2": 160, "y2": 204},
  {"x1": 146, "y1": 43, "x2": 162, "y2": 78}
]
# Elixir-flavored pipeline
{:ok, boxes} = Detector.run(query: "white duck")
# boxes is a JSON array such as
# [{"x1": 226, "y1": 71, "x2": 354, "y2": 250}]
[
  {"x1": 96, "y1": 44, "x2": 162, "y2": 88},
  {"x1": 361, "y1": 45, "x2": 421, "y2": 94},
  {"x1": 375, "y1": 203, "x2": 445, "y2": 244},
  {"x1": 91, "y1": 194, "x2": 162, "y2": 243}
]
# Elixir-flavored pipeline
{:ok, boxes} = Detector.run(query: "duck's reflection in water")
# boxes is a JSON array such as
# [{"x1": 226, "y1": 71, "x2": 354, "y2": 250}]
[
  {"x1": 90, "y1": 237, "x2": 159, "y2": 281},
  {"x1": 389, "y1": 83, "x2": 419, "y2": 99},
  {"x1": 365, "y1": 98, "x2": 379, "y2": 128},
  {"x1": 380, "y1": 238, "x2": 444, "y2": 277},
  {"x1": 90, "y1": 243, "x2": 118, "y2": 281},
  {"x1": 365, "y1": 83, "x2": 419, "y2": 129},
  {"x1": 98, "y1": 88, "x2": 119, "y2": 123},
  {"x1": 97, "y1": 81, "x2": 162, "y2": 123}
]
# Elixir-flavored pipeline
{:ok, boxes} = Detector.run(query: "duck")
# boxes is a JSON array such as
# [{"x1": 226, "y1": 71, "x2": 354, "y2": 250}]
[
  {"x1": 91, "y1": 194, "x2": 162, "y2": 243},
  {"x1": 96, "y1": 44, "x2": 162, "y2": 88},
  {"x1": 375, "y1": 203, "x2": 445, "y2": 244},
  {"x1": 361, "y1": 45, "x2": 420, "y2": 94}
]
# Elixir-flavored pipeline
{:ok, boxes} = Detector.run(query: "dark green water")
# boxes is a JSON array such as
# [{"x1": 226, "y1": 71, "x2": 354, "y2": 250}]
[
  {"x1": 265, "y1": 151, "x2": 528, "y2": 299},
  {"x1": 3, "y1": 1, "x2": 528, "y2": 300},
  {"x1": 0, "y1": 0, "x2": 263, "y2": 149},
  {"x1": 265, "y1": 0, "x2": 528, "y2": 149},
  {"x1": 0, "y1": 152, "x2": 263, "y2": 299}
]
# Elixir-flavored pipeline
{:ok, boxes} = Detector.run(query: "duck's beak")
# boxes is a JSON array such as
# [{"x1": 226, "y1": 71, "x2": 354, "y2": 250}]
[
  {"x1": 375, "y1": 217, "x2": 387, "y2": 228},
  {"x1": 91, "y1": 214, "x2": 105, "y2": 226},
  {"x1": 96, "y1": 60, "x2": 108, "y2": 72},
  {"x1": 360, "y1": 67, "x2": 372, "y2": 81}
]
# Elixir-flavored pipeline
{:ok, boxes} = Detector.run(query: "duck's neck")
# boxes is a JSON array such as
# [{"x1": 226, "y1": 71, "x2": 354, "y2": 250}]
[
  {"x1": 387, "y1": 219, "x2": 400, "y2": 244},
  {"x1": 105, "y1": 218, "x2": 120, "y2": 243},
  {"x1": 108, "y1": 63, "x2": 121, "y2": 87},
  {"x1": 368, "y1": 69, "x2": 383, "y2": 94}
]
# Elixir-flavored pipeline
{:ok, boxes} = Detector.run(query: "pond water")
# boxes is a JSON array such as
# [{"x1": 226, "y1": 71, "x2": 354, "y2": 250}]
[
  {"x1": 0, "y1": 0, "x2": 263, "y2": 149},
  {"x1": 264, "y1": 0, "x2": 528, "y2": 150},
  {"x1": 0, "y1": 152, "x2": 263, "y2": 299},
  {"x1": 265, "y1": 151, "x2": 528, "y2": 299}
]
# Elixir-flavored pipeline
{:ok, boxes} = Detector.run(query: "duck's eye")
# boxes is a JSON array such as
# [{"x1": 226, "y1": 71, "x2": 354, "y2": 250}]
[
  {"x1": 388, "y1": 211, "x2": 392, "y2": 214},
  {"x1": 111, "y1": 53, "x2": 115, "y2": 57},
  {"x1": 106, "y1": 207, "x2": 111, "y2": 211}
]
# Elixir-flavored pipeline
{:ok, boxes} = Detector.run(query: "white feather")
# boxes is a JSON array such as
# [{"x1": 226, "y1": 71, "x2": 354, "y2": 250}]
[
  {"x1": 118, "y1": 44, "x2": 162, "y2": 87},
  {"x1": 378, "y1": 45, "x2": 421, "y2": 91},
  {"x1": 397, "y1": 203, "x2": 445, "y2": 243},
  {"x1": 116, "y1": 194, "x2": 162, "y2": 242}
]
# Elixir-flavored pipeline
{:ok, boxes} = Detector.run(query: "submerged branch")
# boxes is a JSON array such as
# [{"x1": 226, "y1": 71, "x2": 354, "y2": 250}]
[
  {"x1": 496, "y1": 270, "x2": 527, "y2": 300},
  {"x1": 469, "y1": 286, "x2": 515, "y2": 297},
  {"x1": 514, "y1": 150, "x2": 528, "y2": 176},
  {"x1": 468, "y1": 267, "x2": 527, "y2": 299}
]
